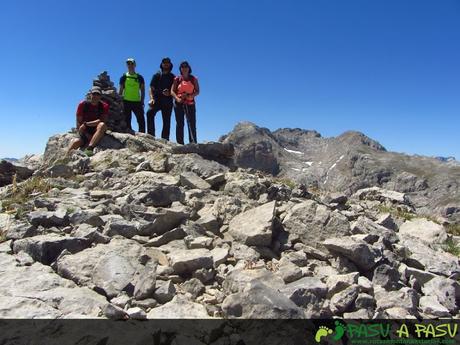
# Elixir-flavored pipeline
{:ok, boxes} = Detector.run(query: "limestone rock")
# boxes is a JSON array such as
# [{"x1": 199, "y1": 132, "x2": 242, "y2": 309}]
[
  {"x1": 222, "y1": 282, "x2": 305, "y2": 319},
  {"x1": 282, "y1": 200, "x2": 350, "y2": 247},
  {"x1": 147, "y1": 295, "x2": 210, "y2": 318},
  {"x1": 323, "y1": 237, "x2": 382, "y2": 271},
  {"x1": 180, "y1": 171, "x2": 212, "y2": 190},
  {"x1": 228, "y1": 201, "x2": 275, "y2": 246},
  {"x1": 168, "y1": 249, "x2": 214, "y2": 275},
  {"x1": 13, "y1": 234, "x2": 91, "y2": 265},
  {"x1": 399, "y1": 218, "x2": 448, "y2": 244},
  {"x1": 55, "y1": 238, "x2": 146, "y2": 298}
]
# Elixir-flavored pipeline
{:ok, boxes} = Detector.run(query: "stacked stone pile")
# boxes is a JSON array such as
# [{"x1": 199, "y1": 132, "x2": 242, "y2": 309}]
[
  {"x1": 0, "y1": 131, "x2": 459, "y2": 324},
  {"x1": 89, "y1": 71, "x2": 128, "y2": 133}
]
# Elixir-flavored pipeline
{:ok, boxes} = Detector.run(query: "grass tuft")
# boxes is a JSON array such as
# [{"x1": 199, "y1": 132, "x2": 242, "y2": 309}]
[
  {"x1": 1, "y1": 176, "x2": 51, "y2": 219},
  {"x1": 443, "y1": 237, "x2": 460, "y2": 257},
  {"x1": 377, "y1": 205, "x2": 415, "y2": 221},
  {"x1": 446, "y1": 223, "x2": 460, "y2": 236}
]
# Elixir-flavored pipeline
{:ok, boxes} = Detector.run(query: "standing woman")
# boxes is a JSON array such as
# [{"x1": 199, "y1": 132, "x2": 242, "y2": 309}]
[{"x1": 171, "y1": 61, "x2": 200, "y2": 144}]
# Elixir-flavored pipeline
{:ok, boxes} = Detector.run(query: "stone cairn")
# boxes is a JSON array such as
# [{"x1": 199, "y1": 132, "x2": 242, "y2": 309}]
[{"x1": 84, "y1": 71, "x2": 129, "y2": 133}]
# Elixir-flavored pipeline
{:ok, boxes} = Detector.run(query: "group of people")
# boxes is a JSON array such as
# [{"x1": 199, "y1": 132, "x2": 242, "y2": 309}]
[{"x1": 69, "y1": 57, "x2": 200, "y2": 156}]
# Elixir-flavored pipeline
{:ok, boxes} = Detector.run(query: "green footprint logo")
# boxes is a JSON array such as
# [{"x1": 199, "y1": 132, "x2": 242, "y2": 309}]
[
  {"x1": 315, "y1": 326, "x2": 333, "y2": 343},
  {"x1": 333, "y1": 321, "x2": 346, "y2": 341}
]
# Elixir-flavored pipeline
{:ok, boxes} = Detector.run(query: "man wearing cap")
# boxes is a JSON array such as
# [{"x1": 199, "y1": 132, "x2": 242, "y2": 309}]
[
  {"x1": 119, "y1": 58, "x2": 146, "y2": 133},
  {"x1": 68, "y1": 86, "x2": 109, "y2": 156},
  {"x1": 146, "y1": 57, "x2": 175, "y2": 140}
]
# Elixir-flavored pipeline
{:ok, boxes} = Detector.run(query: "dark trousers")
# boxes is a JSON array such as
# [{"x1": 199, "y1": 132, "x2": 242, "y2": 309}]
[
  {"x1": 123, "y1": 101, "x2": 145, "y2": 133},
  {"x1": 146, "y1": 102, "x2": 173, "y2": 140},
  {"x1": 174, "y1": 103, "x2": 197, "y2": 144}
]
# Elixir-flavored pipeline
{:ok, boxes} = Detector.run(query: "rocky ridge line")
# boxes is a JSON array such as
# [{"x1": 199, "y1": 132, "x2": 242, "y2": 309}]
[{"x1": 1, "y1": 130, "x2": 459, "y2": 321}]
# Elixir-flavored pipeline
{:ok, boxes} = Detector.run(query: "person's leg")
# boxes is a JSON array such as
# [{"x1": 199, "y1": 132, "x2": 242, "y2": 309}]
[
  {"x1": 133, "y1": 102, "x2": 145, "y2": 133},
  {"x1": 147, "y1": 103, "x2": 160, "y2": 136},
  {"x1": 123, "y1": 101, "x2": 133, "y2": 132},
  {"x1": 88, "y1": 122, "x2": 107, "y2": 148},
  {"x1": 161, "y1": 103, "x2": 173, "y2": 140},
  {"x1": 67, "y1": 138, "x2": 84, "y2": 155},
  {"x1": 175, "y1": 104, "x2": 185, "y2": 145},
  {"x1": 186, "y1": 104, "x2": 197, "y2": 144}
]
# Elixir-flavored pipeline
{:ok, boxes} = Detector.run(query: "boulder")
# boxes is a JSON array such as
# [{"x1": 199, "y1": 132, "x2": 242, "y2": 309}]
[
  {"x1": 103, "y1": 219, "x2": 139, "y2": 238},
  {"x1": 398, "y1": 236, "x2": 460, "y2": 277},
  {"x1": 0, "y1": 160, "x2": 34, "y2": 187},
  {"x1": 146, "y1": 228, "x2": 187, "y2": 247},
  {"x1": 168, "y1": 249, "x2": 214, "y2": 275},
  {"x1": 421, "y1": 276, "x2": 460, "y2": 313},
  {"x1": 374, "y1": 286, "x2": 418, "y2": 313},
  {"x1": 13, "y1": 234, "x2": 91, "y2": 265},
  {"x1": 419, "y1": 296, "x2": 451, "y2": 317},
  {"x1": 222, "y1": 282, "x2": 305, "y2": 319},
  {"x1": 180, "y1": 171, "x2": 212, "y2": 190},
  {"x1": 222, "y1": 268, "x2": 285, "y2": 294},
  {"x1": 280, "y1": 277, "x2": 328, "y2": 306},
  {"x1": 228, "y1": 201, "x2": 276, "y2": 246},
  {"x1": 28, "y1": 209, "x2": 69, "y2": 228},
  {"x1": 399, "y1": 218, "x2": 448, "y2": 244},
  {"x1": 154, "y1": 280, "x2": 176, "y2": 304},
  {"x1": 282, "y1": 200, "x2": 350, "y2": 247},
  {"x1": 137, "y1": 206, "x2": 190, "y2": 236},
  {"x1": 147, "y1": 295, "x2": 210, "y2": 318},
  {"x1": 171, "y1": 142, "x2": 234, "y2": 166},
  {"x1": 323, "y1": 237, "x2": 382, "y2": 271},
  {"x1": 329, "y1": 284, "x2": 359, "y2": 314},
  {"x1": 55, "y1": 238, "x2": 146, "y2": 298},
  {"x1": 0, "y1": 253, "x2": 107, "y2": 318}
]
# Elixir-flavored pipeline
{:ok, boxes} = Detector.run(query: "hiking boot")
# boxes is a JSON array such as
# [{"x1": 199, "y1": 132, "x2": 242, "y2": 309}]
[{"x1": 83, "y1": 147, "x2": 94, "y2": 157}]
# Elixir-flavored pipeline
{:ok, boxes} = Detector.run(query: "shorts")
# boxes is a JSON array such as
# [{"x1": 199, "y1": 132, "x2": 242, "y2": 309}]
[{"x1": 79, "y1": 127, "x2": 96, "y2": 146}]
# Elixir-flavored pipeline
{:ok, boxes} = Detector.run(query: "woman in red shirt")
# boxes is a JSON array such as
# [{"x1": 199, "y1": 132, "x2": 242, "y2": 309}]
[{"x1": 171, "y1": 61, "x2": 200, "y2": 144}]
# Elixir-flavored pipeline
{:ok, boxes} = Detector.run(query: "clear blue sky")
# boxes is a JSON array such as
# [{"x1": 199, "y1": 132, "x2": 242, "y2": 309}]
[{"x1": 1, "y1": 0, "x2": 459, "y2": 159}]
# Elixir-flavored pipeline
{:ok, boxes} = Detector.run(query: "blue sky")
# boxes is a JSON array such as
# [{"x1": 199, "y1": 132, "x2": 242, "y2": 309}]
[{"x1": 1, "y1": 0, "x2": 459, "y2": 159}]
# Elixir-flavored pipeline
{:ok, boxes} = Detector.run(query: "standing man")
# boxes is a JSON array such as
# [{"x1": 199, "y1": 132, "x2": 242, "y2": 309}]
[
  {"x1": 119, "y1": 58, "x2": 145, "y2": 133},
  {"x1": 68, "y1": 86, "x2": 108, "y2": 156},
  {"x1": 146, "y1": 57, "x2": 175, "y2": 140}
]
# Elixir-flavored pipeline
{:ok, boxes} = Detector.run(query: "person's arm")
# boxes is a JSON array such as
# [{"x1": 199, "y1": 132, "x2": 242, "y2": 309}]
[
  {"x1": 170, "y1": 78, "x2": 181, "y2": 103},
  {"x1": 76, "y1": 103, "x2": 86, "y2": 132},
  {"x1": 100, "y1": 103, "x2": 109, "y2": 123},
  {"x1": 118, "y1": 75, "x2": 125, "y2": 96},
  {"x1": 85, "y1": 120, "x2": 100, "y2": 127},
  {"x1": 191, "y1": 77, "x2": 200, "y2": 98},
  {"x1": 148, "y1": 86, "x2": 155, "y2": 106},
  {"x1": 140, "y1": 83, "x2": 145, "y2": 105},
  {"x1": 85, "y1": 103, "x2": 109, "y2": 127}
]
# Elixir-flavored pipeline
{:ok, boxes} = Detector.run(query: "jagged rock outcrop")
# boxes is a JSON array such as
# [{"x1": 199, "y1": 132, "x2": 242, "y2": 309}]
[
  {"x1": 221, "y1": 122, "x2": 460, "y2": 222},
  {"x1": 0, "y1": 126, "x2": 459, "y2": 321},
  {"x1": 0, "y1": 160, "x2": 34, "y2": 187}
]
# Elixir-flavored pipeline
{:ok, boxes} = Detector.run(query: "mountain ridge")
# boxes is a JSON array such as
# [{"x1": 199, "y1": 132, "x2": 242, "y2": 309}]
[{"x1": 220, "y1": 121, "x2": 460, "y2": 222}]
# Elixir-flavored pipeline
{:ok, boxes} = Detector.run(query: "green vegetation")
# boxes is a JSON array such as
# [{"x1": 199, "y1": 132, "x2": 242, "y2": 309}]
[
  {"x1": 1, "y1": 176, "x2": 51, "y2": 219},
  {"x1": 443, "y1": 237, "x2": 460, "y2": 257},
  {"x1": 377, "y1": 205, "x2": 415, "y2": 221},
  {"x1": 70, "y1": 175, "x2": 86, "y2": 183},
  {"x1": 66, "y1": 207, "x2": 76, "y2": 214},
  {"x1": 273, "y1": 177, "x2": 296, "y2": 189},
  {"x1": 0, "y1": 229, "x2": 6, "y2": 243},
  {"x1": 445, "y1": 223, "x2": 460, "y2": 236}
]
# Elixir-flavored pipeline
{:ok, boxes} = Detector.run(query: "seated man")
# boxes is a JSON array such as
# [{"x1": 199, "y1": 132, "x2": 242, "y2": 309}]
[{"x1": 68, "y1": 86, "x2": 109, "y2": 156}]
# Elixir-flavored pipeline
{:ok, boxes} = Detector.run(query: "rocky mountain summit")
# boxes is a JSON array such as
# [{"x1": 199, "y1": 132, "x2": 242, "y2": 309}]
[
  {"x1": 1, "y1": 126, "x2": 460, "y2": 321},
  {"x1": 220, "y1": 122, "x2": 460, "y2": 223}
]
